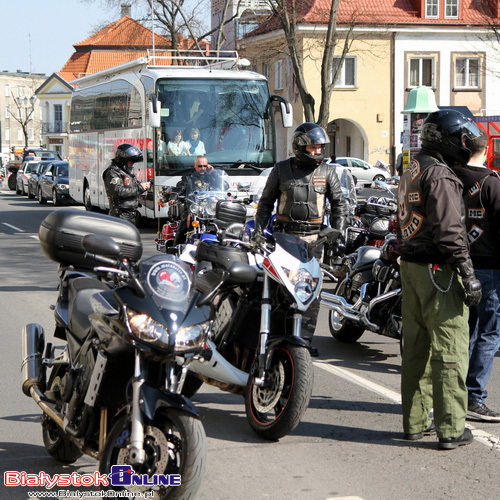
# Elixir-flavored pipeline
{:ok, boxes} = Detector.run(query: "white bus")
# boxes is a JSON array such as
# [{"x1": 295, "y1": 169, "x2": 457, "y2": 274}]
[{"x1": 68, "y1": 54, "x2": 293, "y2": 220}]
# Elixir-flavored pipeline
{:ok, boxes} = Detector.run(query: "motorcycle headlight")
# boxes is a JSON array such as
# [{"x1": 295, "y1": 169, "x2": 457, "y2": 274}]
[
  {"x1": 126, "y1": 308, "x2": 170, "y2": 348},
  {"x1": 205, "y1": 201, "x2": 217, "y2": 217},
  {"x1": 190, "y1": 203, "x2": 201, "y2": 216},
  {"x1": 283, "y1": 268, "x2": 319, "y2": 303},
  {"x1": 174, "y1": 322, "x2": 210, "y2": 353}
]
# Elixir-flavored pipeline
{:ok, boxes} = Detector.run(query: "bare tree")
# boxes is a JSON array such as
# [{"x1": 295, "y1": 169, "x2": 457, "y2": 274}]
[
  {"x1": 9, "y1": 93, "x2": 37, "y2": 148},
  {"x1": 262, "y1": 0, "x2": 355, "y2": 128}
]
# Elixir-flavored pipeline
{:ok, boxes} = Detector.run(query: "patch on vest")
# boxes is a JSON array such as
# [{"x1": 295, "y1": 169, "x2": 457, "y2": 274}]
[
  {"x1": 468, "y1": 224, "x2": 484, "y2": 245},
  {"x1": 468, "y1": 208, "x2": 485, "y2": 219},
  {"x1": 110, "y1": 177, "x2": 120, "y2": 185},
  {"x1": 400, "y1": 211, "x2": 424, "y2": 240},
  {"x1": 408, "y1": 160, "x2": 420, "y2": 181},
  {"x1": 468, "y1": 182, "x2": 481, "y2": 198},
  {"x1": 408, "y1": 191, "x2": 421, "y2": 203},
  {"x1": 313, "y1": 175, "x2": 326, "y2": 187}
]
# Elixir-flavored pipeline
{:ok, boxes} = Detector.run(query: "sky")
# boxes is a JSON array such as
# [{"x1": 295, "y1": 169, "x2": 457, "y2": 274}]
[{"x1": 1, "y1": 1, "x2": 129, "y2": 76}]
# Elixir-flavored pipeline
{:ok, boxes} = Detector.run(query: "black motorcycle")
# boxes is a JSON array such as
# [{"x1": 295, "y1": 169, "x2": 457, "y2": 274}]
[
  {"x1": 321, "y1": 237, "x2": 403, "y2": 345},
  {"x1": 22, "y1": 209, "x2": 209, "y2": 499}
]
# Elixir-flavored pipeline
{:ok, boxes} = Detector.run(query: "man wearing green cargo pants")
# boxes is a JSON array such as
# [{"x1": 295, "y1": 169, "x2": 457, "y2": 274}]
[{"x1": 397, "y1": 110, "x2": 482, "y2": 450}]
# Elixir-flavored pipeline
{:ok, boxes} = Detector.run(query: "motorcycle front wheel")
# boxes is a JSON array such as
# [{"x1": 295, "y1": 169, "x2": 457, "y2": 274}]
[
  {"x1": 328, "y1": 279, "x2": 365, "y2": 343},
  {"x1": 245, "y1": 345, "x2": 313, "y2": 440},
  {"x1": 99, "y1": 408, "x2": 206, "y2": 500}
]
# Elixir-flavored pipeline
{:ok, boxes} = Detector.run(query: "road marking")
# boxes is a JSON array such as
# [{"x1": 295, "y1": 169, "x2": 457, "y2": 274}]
[
  {"x1": 2, "y1": 222, "x2": 25, "y2": 232},
  {"x1": 314, "y1": 361, "x2": 402, "y2": 403},
  {"x1": 314, "y1": 360, "x2": 500, "y2": 451}
]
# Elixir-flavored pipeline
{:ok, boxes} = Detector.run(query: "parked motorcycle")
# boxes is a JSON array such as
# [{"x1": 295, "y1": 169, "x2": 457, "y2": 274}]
[
  {"x1": 321, "y1": 236, "x2": 402, "y2": 345},
  {"x1": 156, "y1": 171, "x2": 248, "y2": 252},
  {"x1": 22, "y1": 209, "x2": 209, "y2": 499},
  {"x1": 181, "y1": 223, "x2": 339, "y2": 440}
]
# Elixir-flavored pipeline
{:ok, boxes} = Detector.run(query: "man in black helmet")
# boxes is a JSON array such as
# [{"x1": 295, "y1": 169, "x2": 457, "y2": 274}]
[
  {"x1": 397, "y1": 109, "x2": 482, "y2": 450},
  {"x1": 103, "y1": 143, "x2": 150, "y2": 224},
  {"x1": 255, "y1": 122, "x2": 348, "y2": 355}
]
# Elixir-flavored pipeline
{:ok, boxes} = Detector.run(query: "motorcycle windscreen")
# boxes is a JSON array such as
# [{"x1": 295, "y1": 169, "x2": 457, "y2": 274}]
[
  {"x1": 186, "y1": 170, "x2": 231, "y2": 196},
  {"x1": 274, "y1": 232, "x2": 310, "y2": 262}
]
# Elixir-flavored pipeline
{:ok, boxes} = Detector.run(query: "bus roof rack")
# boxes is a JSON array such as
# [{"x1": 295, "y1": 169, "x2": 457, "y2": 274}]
[{"x1": 147, "y1": 50, "x2": 251, "y2": 71}]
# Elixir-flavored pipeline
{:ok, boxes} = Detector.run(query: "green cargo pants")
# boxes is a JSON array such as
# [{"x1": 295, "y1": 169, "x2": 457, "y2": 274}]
[{"x1": 400, "y1": 260, "x2": 469, "y2": 439}]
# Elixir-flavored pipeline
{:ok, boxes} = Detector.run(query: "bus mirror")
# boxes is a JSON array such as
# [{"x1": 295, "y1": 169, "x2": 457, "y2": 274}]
[
  {"x1": 271, "y1": 95, "x2": 293, "y2": 128},
  {"x1": 148, "y1": 94, "x2": 161, "y2": 128}
]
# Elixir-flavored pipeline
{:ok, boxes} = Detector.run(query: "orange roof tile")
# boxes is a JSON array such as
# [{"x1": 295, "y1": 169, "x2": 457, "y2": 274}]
[{"x1": 249, "y1": 0, "x2": 499, "y2": 36}]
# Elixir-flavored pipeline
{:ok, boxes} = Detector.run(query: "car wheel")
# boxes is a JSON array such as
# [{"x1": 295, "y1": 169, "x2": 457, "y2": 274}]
[
  {"x1": 27, "y1": 187, "x2": 35, "y2": 199},
  {"x1": 16, "y1": 183, "x2": 22, "y2": 195},
  {"x1": 373, "y1": 174, "x2": 386, "y2": 182},
  {"x1": 52, "y1": 189, "x2": 61, "y2": 206},
  {"x1": 38, "y1": 187, "x2": 47, "y2": 205}
]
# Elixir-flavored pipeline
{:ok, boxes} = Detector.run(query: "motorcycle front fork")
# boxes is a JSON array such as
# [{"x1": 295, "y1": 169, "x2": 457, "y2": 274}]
[
  {"x1": 254, "y1": 274, "x2": 303, "y2": 386},
  {"x1": 128, "y1": 351, "x2": 146, "y2": 465}
]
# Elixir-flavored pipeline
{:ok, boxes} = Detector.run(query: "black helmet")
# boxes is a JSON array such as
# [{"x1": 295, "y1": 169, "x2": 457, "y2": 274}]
[
  {"x1": 114, "y1": 143, "x2": 143, "y2": 167},
  {"x1": 292, "y1": 122, "x2": 330, "y2": 167},
  {"x1": 420, "y1": 109, "x2": 482, "y2": 165}
]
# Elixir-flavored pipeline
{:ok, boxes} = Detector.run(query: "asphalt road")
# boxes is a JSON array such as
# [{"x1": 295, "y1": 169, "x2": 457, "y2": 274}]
[{"x1": 1, "y1": 184, "x2": 500, "y2": 500}]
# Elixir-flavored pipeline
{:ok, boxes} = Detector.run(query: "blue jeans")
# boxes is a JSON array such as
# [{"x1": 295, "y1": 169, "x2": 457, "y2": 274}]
[{"x1": 467, "y1": 268, "x2": 500, "y2": 403}]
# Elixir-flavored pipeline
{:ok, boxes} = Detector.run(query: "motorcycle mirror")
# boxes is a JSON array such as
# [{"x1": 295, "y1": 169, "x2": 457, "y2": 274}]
[
  {"x1": 227, "y1": 261, "x2": 257, "y2": 284},
  {"x1": 371, "y1": 180, "x2": 391, "y2": 192},
  {"x1": 82, "y1": 234, "x2": 121, "y2": 258}
]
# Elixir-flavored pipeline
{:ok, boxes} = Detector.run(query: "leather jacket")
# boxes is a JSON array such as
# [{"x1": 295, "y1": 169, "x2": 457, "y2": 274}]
[
  {"x1": 103, "y1": 163, "x2": 145, "y2": 215},
  {"x1": 256, "y1": 157, "x2": 348, "y2": 234},
  {"x1": 397, "y1": 151, "x2": 469, "y2": 266}
]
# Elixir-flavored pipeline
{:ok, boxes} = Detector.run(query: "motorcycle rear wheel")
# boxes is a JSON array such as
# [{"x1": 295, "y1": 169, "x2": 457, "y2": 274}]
[
  {"x1": 99, "y1": 409, "x2": 206, "y2": 500},
  {"x1": 41, "y1": 413, "x2": 83, "y2": 464},
  {"x1": 245, "y1": 345, "x2": 313, "y2": 440},
  {"x1": 328, "y1": 279, "x2": 365, "y2": 343}
]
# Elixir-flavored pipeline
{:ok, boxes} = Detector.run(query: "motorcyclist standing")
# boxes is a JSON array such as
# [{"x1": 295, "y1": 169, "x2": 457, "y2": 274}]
[
  {"x1": 397, "y1": 109, "x2": 482, "y2": 450},
  {"x1": 255, "y1": 122, "x2": 349, "y2": 355},
  {"x1": 103, "y1": 143, "x2": 150, "y2": 224}
]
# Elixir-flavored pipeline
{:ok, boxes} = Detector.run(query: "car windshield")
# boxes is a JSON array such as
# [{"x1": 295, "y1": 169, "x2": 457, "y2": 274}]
[{"x1": 25, "y1": 163, "x2": 38, "y2": 173}]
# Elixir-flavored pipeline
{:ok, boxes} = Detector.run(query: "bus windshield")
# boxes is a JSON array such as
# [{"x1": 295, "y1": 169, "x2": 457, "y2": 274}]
[{"x1": 155, "y1": 78, "x2": 274, "y2": 175}]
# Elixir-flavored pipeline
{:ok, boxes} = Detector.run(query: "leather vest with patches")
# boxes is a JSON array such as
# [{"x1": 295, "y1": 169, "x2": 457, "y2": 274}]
[
  {"x1": 277, "y1": 159, "x2": 328, "y2": 221},
  {"x1": 463, "y1": 172, "x2": 497, "y2": 260},
  {"x1": 398, "y1": 155, "x2": 448, "y2": 250}
]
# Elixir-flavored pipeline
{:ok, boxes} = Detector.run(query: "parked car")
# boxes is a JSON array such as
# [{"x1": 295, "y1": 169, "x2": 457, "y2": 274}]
[
  {"x1": 328, "y1": 157, "x2": 391, "y2": 185},
  {"x1": 27, "y1": 160, "x2": 53, "y2": 199},
  {"x1": 38, "y1": 161, "x2": 71, "y2": 206},
  {"x1": 16, "y1": 161, "x2": 40, "y2": 196}
]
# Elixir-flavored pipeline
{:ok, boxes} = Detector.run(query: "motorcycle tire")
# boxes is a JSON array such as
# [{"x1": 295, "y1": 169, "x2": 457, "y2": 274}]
[
  {"x1": 245, "y1": 345, "x2": 313, "y2": 440},
  {"x1": 41, "y1": 413, "x2": 83, "y2": 464},
  {"x1": 328, "y1": 279, "x2": 365, "y2": 343},
  {"x1": 99, "y1": 408, "x2": 206, "y2": 500},
  {"x1": 181, "y1": 373, "x2": 204, "y2": 399}
]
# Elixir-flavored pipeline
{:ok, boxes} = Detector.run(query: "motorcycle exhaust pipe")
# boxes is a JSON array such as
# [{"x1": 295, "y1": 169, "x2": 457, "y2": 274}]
[
  {"x1": 21, "y1": 323, "x2": 45, "y2": 397},
  {"x1": 189, "y1": 339, "x2": 248, "y2": 387},
  {"x1": 367, "y1": 288, "x2": 401, "y2": 318},
  {"x1": 320, "y1": 292, "x2": 379, "y2": 330}
]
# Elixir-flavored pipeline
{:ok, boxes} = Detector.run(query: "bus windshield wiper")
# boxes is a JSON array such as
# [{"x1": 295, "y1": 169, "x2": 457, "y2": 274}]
[{"x1": 222, "y1": 161, "x2": 265, "y2": 172}]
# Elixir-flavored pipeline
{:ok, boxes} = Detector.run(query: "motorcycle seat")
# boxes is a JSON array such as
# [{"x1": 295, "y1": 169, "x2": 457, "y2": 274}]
[{"x1": 68, "y1": 278, "x2": 110, "y2": 341}]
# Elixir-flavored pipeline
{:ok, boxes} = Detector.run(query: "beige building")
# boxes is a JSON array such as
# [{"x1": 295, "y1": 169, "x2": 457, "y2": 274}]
[{"x1": 0, "y1": 70, "x2": 46, "y2": 161}]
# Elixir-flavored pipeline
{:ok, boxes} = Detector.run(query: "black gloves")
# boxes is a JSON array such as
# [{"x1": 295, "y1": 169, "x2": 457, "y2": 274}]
[{"x1": 456, "y1": 260, "x2": 482, "y2": 308}]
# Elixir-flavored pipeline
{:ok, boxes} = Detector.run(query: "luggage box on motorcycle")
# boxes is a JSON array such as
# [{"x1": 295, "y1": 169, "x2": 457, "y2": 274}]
[
  {"x1": 195, "y1": 240, "x2": 248, "y2": 270},
  {"x1": 39, "y1": 209, "x2": 143, "y2": 269}
]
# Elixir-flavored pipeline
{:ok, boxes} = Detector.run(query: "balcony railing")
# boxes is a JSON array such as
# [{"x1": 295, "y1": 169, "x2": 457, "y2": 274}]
[{"x1": 42, "y1": 122, "x2": 68, "y2": 134}]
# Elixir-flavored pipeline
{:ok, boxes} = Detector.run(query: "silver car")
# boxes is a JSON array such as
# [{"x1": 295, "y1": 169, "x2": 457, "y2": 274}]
[{"x1": 329, "y1": 157, "x2": 390, "y2": 186}]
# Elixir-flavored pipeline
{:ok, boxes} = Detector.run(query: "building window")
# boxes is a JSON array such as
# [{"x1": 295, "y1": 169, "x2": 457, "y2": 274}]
[
  {"x1": 17, "y1": 86, "x2": 23, "y2": 98},
  {"x1": 409, "y1": 58, "x2": 434, "y2": 87},
  {"x1": 455, "y1": 57, "x2": 480, "y2": 88},
  {"x1": 263, "y1": 63, "x2": 269, "y2": 79},
  {"x1": 275, "y1": 60, "x2": 283, "y2": 91},
  {"x1": 5, "y1": 84, "x2": 10, "y2": 97},
  {"x1": 425, "y1": 0, "x2": 439, "y2": 18},
  {"x1": 5, "y1": 129, "x2": 9, "y2": 141},
  {"x1": 4, "y1": 105, "x2": 9, "y2": 118},
  {"x1": 332, "y1": 56, "x2": 357, "y2": 88},
  {"x1": 17, "y1": 129, "x2": 22, "y2": 141},
  {"x1": 54, "y1": 104, "x2": 63, "y2": 132},
  {"x1": 445, "y1": 0, "x2": 459, "y2": 18},
  {"x1": 29, "y1": 128, "x2": 34, "y2": 141}
]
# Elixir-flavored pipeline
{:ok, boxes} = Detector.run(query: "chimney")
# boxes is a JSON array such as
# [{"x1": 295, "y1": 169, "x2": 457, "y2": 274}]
[{"x1": 121, "y1": 4, "x2": 132, "y2": 17}]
